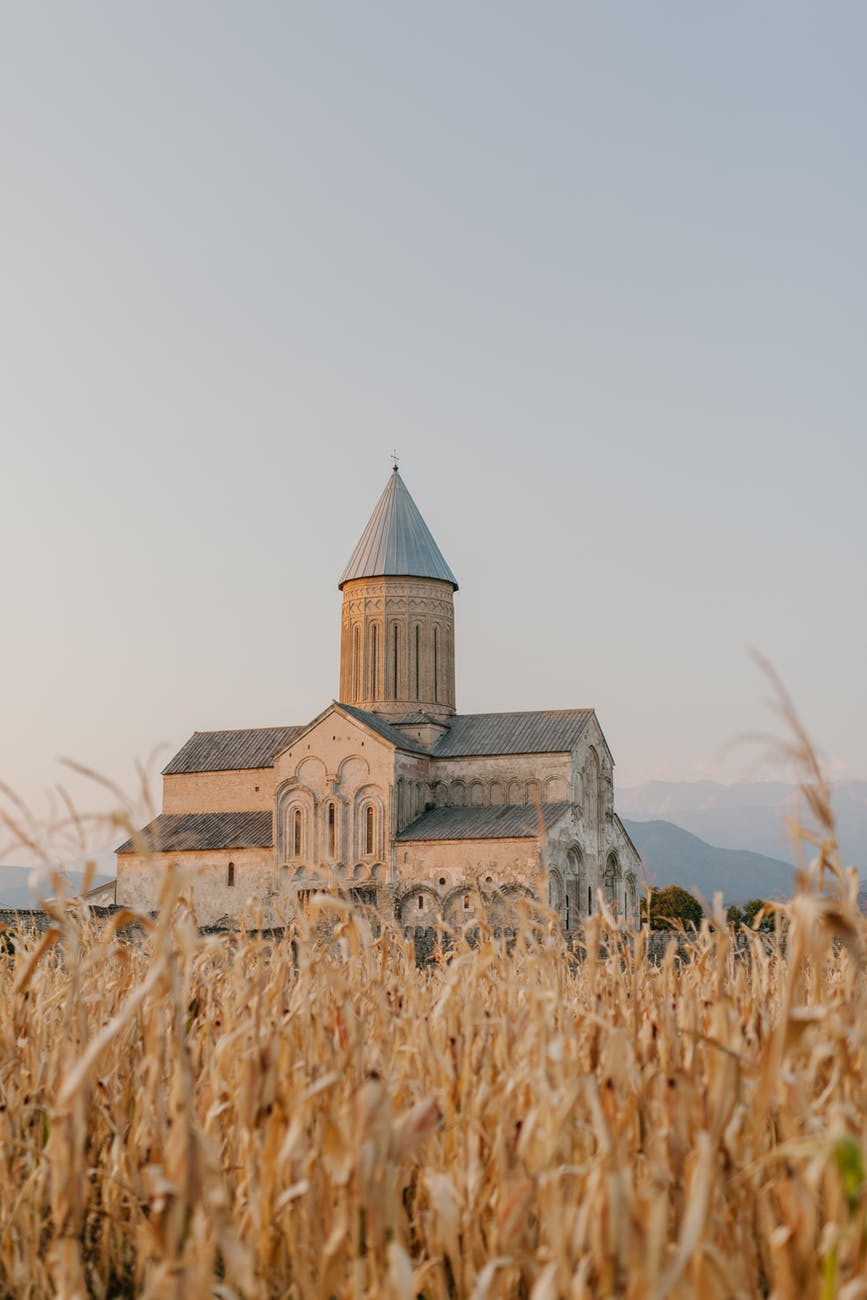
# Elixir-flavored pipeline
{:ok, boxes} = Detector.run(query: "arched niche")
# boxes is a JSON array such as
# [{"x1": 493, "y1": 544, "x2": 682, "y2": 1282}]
[
  {"x1": 545, "y1": 775, "x2": 570, "y2": 803},
  {"x1": 296, "y1": 755, "x2": 328, "y2": 795},
  {"x1": 275, "y1": 782, "x2": 316, "y2": 863},
  {"x1": 396, "y1": 885, "x2": 440, "y2": 925},
  {"x1": 603, "y1": 851, "x2": 621, "y2": 911}
]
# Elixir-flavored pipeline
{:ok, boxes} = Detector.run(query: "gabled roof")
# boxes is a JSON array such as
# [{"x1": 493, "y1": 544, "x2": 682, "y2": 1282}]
[
  {"x1": 116, "y1": 811, "x2": 272, "y2": 855},
  {"x1": 339, "y1": 468, "x2": 458, "y2": 590},
  {"x1": 430, "y1": 709, "x2": 593, "y2": 758},
  {"x1": 163, "y1": 726, "x2": 305, "y2": 775},
  {"x1": 330, "y1": 703, "x2": 430, "y2": 755},
  {"x1": 395, "y1": 802, "x2": 571, "y2": 842},
  {"x1": 269, "y1": 701, "x2": 431, "y2": 761},
  {"x1": 160, "y1": 707, "x2": 596, "y2": 775}
]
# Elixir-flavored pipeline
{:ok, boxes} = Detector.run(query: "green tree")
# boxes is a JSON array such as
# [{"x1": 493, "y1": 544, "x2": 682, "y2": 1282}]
[
  {"x1": 644, "y1": 885, "x2": 703, "y2": 929},
  {"x1": 741, "y1": 898, "x2": 775, "y2": 932}
]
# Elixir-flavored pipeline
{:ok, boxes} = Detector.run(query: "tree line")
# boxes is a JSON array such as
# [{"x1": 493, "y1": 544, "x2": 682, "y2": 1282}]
[{"x1": 641, "y1": 885, "x2": 775, "y2": 931}]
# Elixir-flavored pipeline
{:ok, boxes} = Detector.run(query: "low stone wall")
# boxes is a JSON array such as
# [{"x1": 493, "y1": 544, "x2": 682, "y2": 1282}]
[
  {"x1": 0, "y1": 909, "x2": 56, "y2": 936},
  {"x1": 0, "y1": 905, "x2": 141, "y2": 944},
  {"x1": 0, "y1": 905, "x2": 769, "y2": 967}
]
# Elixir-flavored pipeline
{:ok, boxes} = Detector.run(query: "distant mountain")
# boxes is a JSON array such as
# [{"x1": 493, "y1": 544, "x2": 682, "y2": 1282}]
[
  {"x1": 0, "y1": 867, "x2": 114, "y2": 910},
  {"x1": 618, "y1": 780, "x2": 867, "y2": 870},
  {"x1": 622, "y1": 818, "x2": 797, "y2": 905}
]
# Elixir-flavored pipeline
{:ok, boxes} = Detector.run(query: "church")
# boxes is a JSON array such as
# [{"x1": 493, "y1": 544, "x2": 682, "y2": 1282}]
[{"x1": 117, "y1": 466, "x2": 641, "y2": 929}]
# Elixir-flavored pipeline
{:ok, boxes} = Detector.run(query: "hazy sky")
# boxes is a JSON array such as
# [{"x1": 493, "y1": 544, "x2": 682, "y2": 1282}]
[{"x1": 2, "y1": 3, "x2": 866, "y2": 850}]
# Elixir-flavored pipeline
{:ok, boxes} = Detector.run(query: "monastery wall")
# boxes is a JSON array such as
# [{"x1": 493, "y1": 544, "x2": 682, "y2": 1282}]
[
  {"x1": 395, "y1": 837, "x2": 541, "y2": 890},
  {"x1": 116, "y1": 847, "x2": 273, "y2": 926},
  {"x1": 162, "y1": 770, "x2": 274, "y2": 814},
  {"x1": 392, "y1": 838, "x2": 540, "y2": 929},
  {"x1": 272, "y1": 715, "x2": 397, "y2": 870},
  {"x1": 428, "y1": 752, "x2": 571, "y2": 807}
]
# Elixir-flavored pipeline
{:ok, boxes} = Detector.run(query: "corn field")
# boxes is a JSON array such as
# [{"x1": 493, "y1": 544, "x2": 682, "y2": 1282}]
[{"x1": 2, "y1": 713, "x2": 866, "y2": 1297}]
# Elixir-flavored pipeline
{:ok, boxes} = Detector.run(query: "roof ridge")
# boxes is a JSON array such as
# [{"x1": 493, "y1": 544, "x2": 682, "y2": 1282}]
[
  {"x1": 188, "y1": 723, "x2": 304, "y2": 736},
  {"x1": 455, "y1": 707, "x2": 593, "y2": 717}
]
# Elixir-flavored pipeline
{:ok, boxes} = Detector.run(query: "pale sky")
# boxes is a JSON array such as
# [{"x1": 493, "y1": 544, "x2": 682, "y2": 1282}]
[{"x1": 2, "y1": 3, "x2": 865, "y2": 853}]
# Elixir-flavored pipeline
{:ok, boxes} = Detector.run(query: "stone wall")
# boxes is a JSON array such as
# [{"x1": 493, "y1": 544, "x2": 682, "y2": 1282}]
[
  {"x1": 116, "y1": 847, "x2": 275, "y2": 927},
  {"x1": 339, "y1": 575, "x2": 456, "y2": 720},
  {"x1": 427, "y1": 752, "x2": 571, "y2": 808},
  {"x1": 163, "y1": 769, "x2": 275, "y2": 814}
]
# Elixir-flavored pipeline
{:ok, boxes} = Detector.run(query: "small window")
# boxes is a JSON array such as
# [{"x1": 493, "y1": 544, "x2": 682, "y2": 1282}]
[
  {"x1": 293, "y1": 809, "x2": 302, "y2": 858},
  {"x1": 588, "y1": 885, "x2": 592, "y2": 915},
  {"x1": 463, "y1": 894, "x2": 471, "y2": 910},
  {"x1": 328, "y1": 803, "x2": 336, "y2": 858},
  {"x1": 227, "y1": 861, "x2": 235, "y2": 888},
  {"x1": 365, "y1": 806, "x2": 374, "y2": 856},
  {"x1": 417, "y1": 894, "x2": 424, "y2": 910}
]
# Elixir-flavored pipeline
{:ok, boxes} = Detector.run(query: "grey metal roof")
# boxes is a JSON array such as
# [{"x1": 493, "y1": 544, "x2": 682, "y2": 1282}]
[
  {"x1": 339, "y1": 469, "x2": 458, "y2": 590},
  {"x1": 337, "y1": 703, "x2": 429, "y2": 754},
  {"x1": 430, "y1": 710, "x2": 593, "y2": 758},
  {"x1": 396, "y1": 803, "x2": 571, "y2": 842},
  {"x1": 116, "y1": 811, "x2": 273, "y2": 855},
  {"x1": 163, "y1": 726, "x2": 305, "y2": 775}
]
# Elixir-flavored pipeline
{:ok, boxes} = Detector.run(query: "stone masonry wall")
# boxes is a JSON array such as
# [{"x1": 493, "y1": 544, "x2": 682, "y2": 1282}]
[
  {"x1": 162, "y1": 769, "x2": 275, "y2": 814},
  {"x1": 117, "y1": 847, "x2": 274, "y2": 927}
]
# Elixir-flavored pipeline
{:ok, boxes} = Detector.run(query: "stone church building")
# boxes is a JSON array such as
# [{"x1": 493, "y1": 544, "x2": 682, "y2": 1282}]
[{"x1": 117, "y1": 467, "x2": 641, "y2": 929}]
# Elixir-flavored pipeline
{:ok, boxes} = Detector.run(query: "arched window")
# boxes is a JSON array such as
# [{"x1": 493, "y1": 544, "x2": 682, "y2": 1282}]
[
  {"x1": 353, "y1": 627, "x2": 360, "y2": 701},
  {"x1": 227, "y1": 861, "x2": 235, "y2": 888},
  {"x1": 414, "y1": 625, "x2": 421, "y2": 700},
  {"x1": 365, "y1": 805, "x2": 374, "y2": 856},
  {"x1": 433, "y1": 627, "x2": 440, "y2": 704},
  {"x1": 588, "y1": 884, "x2": 592, "y2": 915},
  {"x1": 371, "y1": 624, "x2": 379, "y2": 698},
  {"x1": 293, "y1": 809, "x2": 302, "y2": 858},
  {"x1": 604, "y1": 853, "x2": 621, "y2": 912},
  {"x1": 327, "y1": 803, "x2": 336, "y2": 858},
  {"x1": 391, "y1": 624, "x2": 399, "y2": 700}
]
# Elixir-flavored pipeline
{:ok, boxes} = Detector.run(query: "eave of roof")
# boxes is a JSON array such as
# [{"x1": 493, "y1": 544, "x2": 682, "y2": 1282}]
[
  {"x1": 612, "y1": 812, "x2": 641, "y2": 860},
  {"x1": 116, "y1": 811, "x2": 273, "y2": 855},
  {"x1": 395, "y1": 802, "x2": 572, "y2": 842},
  {"x1": 163, "y1": 725, "x2": 305, "y2": 775},
  {"x1": 430, "y1": 710, "x2": 594, "y2": 758}
]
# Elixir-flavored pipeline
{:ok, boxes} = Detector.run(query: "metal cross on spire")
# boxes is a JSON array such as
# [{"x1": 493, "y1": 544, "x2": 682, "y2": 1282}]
[{"x1": 390, "y1": 448, "x2": 399, "y2": 472}]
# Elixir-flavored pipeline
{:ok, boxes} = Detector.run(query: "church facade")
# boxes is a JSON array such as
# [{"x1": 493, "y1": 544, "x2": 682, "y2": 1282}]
[{"x1": 117, "y1": 468, "x2": 641, "y2": 929}]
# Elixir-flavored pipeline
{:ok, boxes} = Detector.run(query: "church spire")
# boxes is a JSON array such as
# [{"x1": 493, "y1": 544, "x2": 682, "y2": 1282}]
[
  {"x1": 338, "y1": 467, "x2": 457, "y2": 721},
  {"x1": 339, "y1": 467, "x2": 458, "y2": 591}
]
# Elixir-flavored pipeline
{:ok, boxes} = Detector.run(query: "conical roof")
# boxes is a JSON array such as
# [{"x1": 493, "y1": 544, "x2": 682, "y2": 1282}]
[{"x1": 339, "y1": 468, "x2": 458, "y2": 590}]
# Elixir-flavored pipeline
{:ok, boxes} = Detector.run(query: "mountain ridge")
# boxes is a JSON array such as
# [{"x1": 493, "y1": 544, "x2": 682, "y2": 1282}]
[
  {"x1": 619, "y1": 779, "x2": 867, "y2": 868},
  {"x1": 0, "y1": 867, "x2": 113, "y2": 910},
  {"x1": 621, "y1": 817, "x2": 797, "y2": 904}
]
